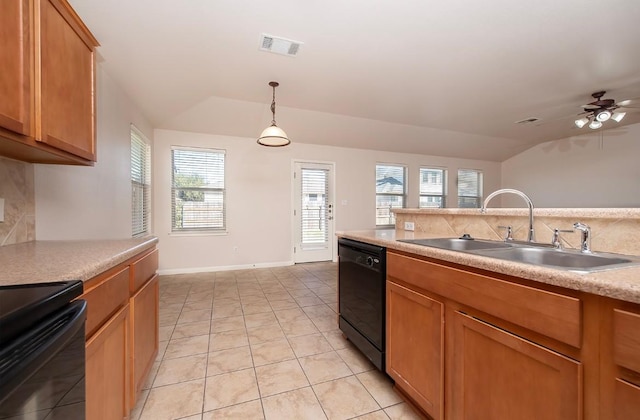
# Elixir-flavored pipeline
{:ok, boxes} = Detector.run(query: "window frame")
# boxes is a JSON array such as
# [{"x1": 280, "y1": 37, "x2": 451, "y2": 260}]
[
  {"x1": 419, "y1": 166, "x2": 447, "y2": 208},
  {"x1": 131, "y1": 125, "x2": 151, "y2": 237},
  {"x1": 171, "y1": 146, "x2": 226, "y2": 233},
  {"x1": 375, "y1": 163, "x2": 407, "y2": 227},
  {"x1": 457, "y1": 168, "x2": 483, "y2": 208}
]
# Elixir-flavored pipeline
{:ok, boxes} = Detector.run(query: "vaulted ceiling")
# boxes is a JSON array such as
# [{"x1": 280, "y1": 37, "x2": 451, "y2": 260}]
[{"x1": 70, "y1": 0, "x2": 640, "y2": 161}]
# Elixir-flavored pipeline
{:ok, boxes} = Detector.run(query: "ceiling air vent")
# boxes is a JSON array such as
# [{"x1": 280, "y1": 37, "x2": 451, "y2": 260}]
[
  {"x1": 259, "y1": 34, "x2": 303, "y2": 57},
  {"x1": 515, "y1": 117, "x2": 540, "y2": 124}
]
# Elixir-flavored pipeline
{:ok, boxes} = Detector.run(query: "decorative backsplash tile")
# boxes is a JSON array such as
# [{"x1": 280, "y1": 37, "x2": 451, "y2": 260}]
[
  {"x1": 0, "y1": 157, "x2": 35, "y2": 246},
  {"x1": 394, "y1": 208, "x2": 640, "y2": 256}
]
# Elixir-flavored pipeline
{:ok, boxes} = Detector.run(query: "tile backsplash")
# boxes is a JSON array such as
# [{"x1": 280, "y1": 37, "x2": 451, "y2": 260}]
[{"x1": 0, "y1": 157, "x2": 35, "y2": 246}]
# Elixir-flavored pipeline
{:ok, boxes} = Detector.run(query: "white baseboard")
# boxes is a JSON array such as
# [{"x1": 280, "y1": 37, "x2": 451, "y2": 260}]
[{"x1": 157, "y1": 260, "x2": 295, "y2": 276}]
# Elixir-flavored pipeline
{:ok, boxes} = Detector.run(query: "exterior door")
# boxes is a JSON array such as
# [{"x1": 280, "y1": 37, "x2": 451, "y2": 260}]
[{"x1": 293, "y1": 161, "x2": 334, "y2": 263}]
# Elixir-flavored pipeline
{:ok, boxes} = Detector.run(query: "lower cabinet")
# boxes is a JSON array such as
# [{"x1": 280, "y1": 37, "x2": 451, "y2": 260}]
[
  {"x1": 86, "y1": 305, "x2": 129, "y2": 420},
  {"x1": 386, "y1": 281, "x2": 444, "y2": 420},
  {"x1": 131, "y1": 274, "x2": 159, "y2": 401},
  {"x1": 449, "y1": 311, "x2": 582, "y2": 420}
]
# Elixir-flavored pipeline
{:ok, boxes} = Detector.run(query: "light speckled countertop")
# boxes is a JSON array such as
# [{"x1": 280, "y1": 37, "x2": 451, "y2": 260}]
[
  {"x1": 0, "y1": 237, "x2": 158, "y2": 286},
  {"x1": 338, "y1": 230, "x2": 640, "y2": 305}
]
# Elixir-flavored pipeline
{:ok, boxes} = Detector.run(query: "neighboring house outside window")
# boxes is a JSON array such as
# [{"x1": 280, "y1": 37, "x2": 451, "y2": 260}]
[
  {"x1": 376, "y1": 164, "x2": 406, "y2": 226},
  {"x1": 419, "y1": 167, "x2": 446, "y2": 208},
  {"x1": 131, "y1": 125, "x2": 151, "y2": 237},
  {"x1": 457, "y1": 169, "x2": 483, "y2": 208},
  {"x1": 171, "y1": 146, "x2": 226, "y2": 232}
]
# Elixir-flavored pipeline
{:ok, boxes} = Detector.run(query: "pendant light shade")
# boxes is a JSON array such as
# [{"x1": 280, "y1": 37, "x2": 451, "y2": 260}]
[{"x1": 258, "y1": 81, "x2": 290, "y2": 147}]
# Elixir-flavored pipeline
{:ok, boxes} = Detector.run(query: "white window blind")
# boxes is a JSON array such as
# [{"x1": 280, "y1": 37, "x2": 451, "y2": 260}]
[
  {"x1": 171, "y1": 146, "x2": 226, "y2": 232},
  {"x1": 457, "y1": 169, "x2": 483, "y2": 208},
  {"x1": 419, "y1": 167, "x2": 446, "y2": 208},
  {"x1": 131, "y1": 125, "x2": 151, "y2": 237},
  {"x1": 376, "y1": 164, "x2": 406, "y2": 226},
  {"x1": 301, "y1": 168, "x2": 329, "y2": 246}
]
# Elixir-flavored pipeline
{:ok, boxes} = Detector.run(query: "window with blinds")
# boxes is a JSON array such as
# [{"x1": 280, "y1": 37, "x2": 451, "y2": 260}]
[
  {"x1": 131, "y1": 126, "x2": 151, "y2": 237},
  {"x1": 457, "y1": 169, "x2": 483, "y2": 208},
  {"x1": 171, "y1": 146, "x2": 226, "y2": 232},
  {"x1": 301, "y1": 168, "x2": 329, "y2": 246},
  {"x1": 419, "y1": 167, "x2": 446, "y2": 208},
  {"x1": 376, "y1": 164, "x2": 406, "y2": 226}
]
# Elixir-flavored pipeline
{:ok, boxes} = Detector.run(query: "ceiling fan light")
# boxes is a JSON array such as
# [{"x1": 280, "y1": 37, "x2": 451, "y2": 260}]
[
  {"x1": 589, "y1": 119, "x2": 602, "y2": 129},
  {"x1": 574, "y1": 118, "x2": 589, "y2": 128},
  {"x1": 612, "y1": 112, "x2": 626, "y2": 122},
  {"x1": 257, "y1": 124, "x2": 290, "y2": 147},
  {"x1": 596, "y1": 110, "x2": 612, "y2": 122}
]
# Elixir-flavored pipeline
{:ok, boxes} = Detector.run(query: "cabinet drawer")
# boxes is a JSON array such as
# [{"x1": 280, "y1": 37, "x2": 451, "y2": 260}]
[
  {"x1": 388, "y1": 251, "x2": 582, "y2": 347},
  {"x1": 613, "y1": 309, "x2": 640, "y2": 372},
  {"x1": 614, "y1": 378, "x2": 640, "y2": 419},
  {"x1": 82, "y1": 267, "x2": 129, "y2": 338},
  {"x1": 131, "y1": 249, "x2": 158, "y2": 293}
]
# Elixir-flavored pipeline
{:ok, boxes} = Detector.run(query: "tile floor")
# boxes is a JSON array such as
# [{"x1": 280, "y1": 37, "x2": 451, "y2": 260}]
[{"x1": 131, "y1": 262, "x2": 423, "y2": 420}]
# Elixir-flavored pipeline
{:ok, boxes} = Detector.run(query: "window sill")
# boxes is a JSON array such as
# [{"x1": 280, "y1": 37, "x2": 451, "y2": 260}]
[{"x1": 169, "y1": 231, "x2": 228, "y2": 237}]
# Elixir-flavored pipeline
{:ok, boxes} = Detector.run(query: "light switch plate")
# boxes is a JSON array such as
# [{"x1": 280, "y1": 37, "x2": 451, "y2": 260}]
[{"x1": 0, "y1": 198, "x2": 4, "y2": 222}]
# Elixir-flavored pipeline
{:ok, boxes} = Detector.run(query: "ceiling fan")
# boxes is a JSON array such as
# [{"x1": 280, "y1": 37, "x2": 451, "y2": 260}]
[{"x1": 574, "y1": 91, "x2": 638, "y2": 129}]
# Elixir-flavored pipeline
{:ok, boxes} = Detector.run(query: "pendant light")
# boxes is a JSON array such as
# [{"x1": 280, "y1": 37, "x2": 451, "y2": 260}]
[{"x1": 257, "y1": 81, "x2": 290, "y2": 147}]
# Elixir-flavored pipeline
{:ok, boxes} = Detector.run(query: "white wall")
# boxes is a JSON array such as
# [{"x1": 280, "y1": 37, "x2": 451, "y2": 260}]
[
  {"x1": 154, "y1": 129, "x2": 501, "y2": 273},
  {"x1": 501, "y1": 123, "x2": 640, "y2": 208},
  {"x1": 35, "y1": 65, "x2": 153, "y2": 240}
]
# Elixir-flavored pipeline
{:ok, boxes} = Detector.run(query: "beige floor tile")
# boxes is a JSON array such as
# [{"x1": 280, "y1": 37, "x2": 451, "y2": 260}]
[
  {"x1": 281, "y1": 319, "x2": 320, "y2": 338},
  {"x1": 172, "y1": 320, "x2": 211, "y2": 339},
  {"x1": 179, "y1": 415, "x2": 202, "y2": 420},
  {"x1": 384, "y1": 402, "x2": 423, "y2": 420},
  {"x1": 240, "y1": 295, "x2": 268, "y2": 304},
  {"x1": 178, "y1": 309, "x2": 213, "y2": 324},
  {"x1": 311, "y1": 317, "x2": 340, "y2": 333},
  {"x1": 250, "y1": 338, "x2": 296, "y2": 366},
  {"x1": 211, "y1": 315, "x2": 245, "y2": 333},
  {"x1": 212, "y1": 297, "x2": 240, "y2": 306},
  {"x1": 160, "y1": 302, "x2": 184, "y2": 315},
  {"x1": 255, "y1": 359, "x2": 310, "y2": 397},
  {"x1": 356, "y1": 371, "x2": 403, "y2": 408},
  {"x1": 288, "y1": 333, "x2": 334, "y2": 358},
  {"x1": 158, "y1": 325, "x2": 174, "y2": 342},
  {"x1": 268, "y1": 298, "x2": 299, "y2": 310},
  {"x1": 203, "y1": 368, "x2": 260, "y2": 411},
  {"x1": 274, "y1": 308, "x2": 308, "y2": 323},
  {"x1": 207, "y1": 346, "x2": 253, "y2": 376},
  {"x1": 153, "y1": 353, "x2": 208, "y2": 387},
  {"x1": 353, "y1": 411, "x2": 391, "y2": 420},
  {"x1": 164, "y1": 335, "x2": 210, "y2": 360},
  {"x1": 313, "y1": 376, "x2": 380, "y2": 420},
  {"x1": 242, "y1": 302, "x2": 274, "y2": 315},
  {"x1": 337, "y1": 346, "x2": 375, "y2": 374},
  {"x1": 130, "y1": 389, "x2": 149, "y2": 420},
  {"x1": 288, "y1": 288, "x2": 316, "y2": 298},
  {"x1": 298, "y1": 351, "x2": 353, "y2": 384},
  {"x1": 247, "y1": 324, "x2": 286, "y2": 345},
  {"x1": 264, "y1": 292, "x2": 293, "y2": 301},
  {"x1": 295, "y1": 296, "x2": 325, "y2": 307},
  {"x1": 142, "y1": 361, "x2": 160, "y2": 390},
  {"x1": 202, "y1": 399, "x2": 264, "y2": 419},
  {"x1": 159, "y1": 312, "x2": 180, "y2": 327},
  {"x1": 261, "y1": 387, "x2": 327, "y2": 420},
  {"x1": 186, "y1": 293, "x2": 214, "y2": 303},
  {"x1": 212, "y1": 304, "x2": 243, "y2": 319},
  {"x1": 302, "y1": 304, "x2": 335, "y2": 318},
  {"x1": 140, "y1": 379, "x2": 205, "y2": 420},
  {"x1": 322, "y1": 330, "x2": 350, "y2": 350},
  {"x1": 244, "y1": 311, "x2": 278, "y2": 329},
  {"x1": 156, "y1": 340, "x2": 169, "y2": 362},
  {"x1": 209, "y1": 328, "x2": 249, "y2": 351},
  {"x1": 183, "y1": 300, "x2": 214, "y2": 311}
]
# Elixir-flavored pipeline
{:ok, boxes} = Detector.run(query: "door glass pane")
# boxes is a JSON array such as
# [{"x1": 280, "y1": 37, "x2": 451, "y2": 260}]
[{"x1": 301, "y1": 168, "x2": 328, "y2": 246}]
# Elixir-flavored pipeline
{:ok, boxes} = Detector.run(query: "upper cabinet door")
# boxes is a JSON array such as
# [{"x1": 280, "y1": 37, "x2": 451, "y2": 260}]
[
  {"x1": 36, "y1": 0, "x2": 98, "y2": 161},
  {"x1": 0, "y1": 0, "x2": 32, "y2": 136}
]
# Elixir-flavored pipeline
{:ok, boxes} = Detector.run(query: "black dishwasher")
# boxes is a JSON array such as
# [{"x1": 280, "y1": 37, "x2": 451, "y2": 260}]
[{"x1": 338, "y1": 238, "x2": 386, "y2": 371}]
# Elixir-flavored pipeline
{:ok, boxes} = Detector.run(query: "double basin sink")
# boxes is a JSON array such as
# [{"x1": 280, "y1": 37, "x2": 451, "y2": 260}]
[{"x1": 398, "y1": 237, "x2": 640, "y2": 273}]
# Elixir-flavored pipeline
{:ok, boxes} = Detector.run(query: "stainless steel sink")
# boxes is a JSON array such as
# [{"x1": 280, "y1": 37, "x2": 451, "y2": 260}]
[
  {"x1": 398, "y1": 238, "x2": 514, "y2": 251},
  {"x1": 469, "y1": 247, "x2": 640, "y2": 272},
  {"x1": 398, "y1": 237, "x2": 640, "y2": 272}
]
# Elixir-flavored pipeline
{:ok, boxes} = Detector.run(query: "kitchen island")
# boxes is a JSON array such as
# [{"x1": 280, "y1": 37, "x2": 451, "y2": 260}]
[
  {"x1": 0, "y1": 237, "x2": 159, "y2": 420},
  {"x1": 337, "y1": 226, "x2": 640, "y2": 420}
]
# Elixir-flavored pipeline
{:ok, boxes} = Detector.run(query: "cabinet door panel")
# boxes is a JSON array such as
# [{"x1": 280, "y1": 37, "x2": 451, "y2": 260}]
[
  {"x1": 614, "y1": 378, "x2": 640, "y2": 420},
  {"x1": 0, "y1": 0, "x2": 31, "y2": 135},
  {"x1": 450, "y1": 311, "x2": 582, "y2": 420},
  {"x1": 613, "y1": 308, "x2": 640, "y2": 373},
  {"x1": 131, "y1": 275, "x2": 159, "y2": 403},
  {"x1": 386, "y1": 281, "x2": 444, "y2": 419},
  {"x1": 86, "y1": 305, "x2": 129, "y2": 420},
  {"x1": 38, "y1": 0, "x2": 95, "y2": 160}
]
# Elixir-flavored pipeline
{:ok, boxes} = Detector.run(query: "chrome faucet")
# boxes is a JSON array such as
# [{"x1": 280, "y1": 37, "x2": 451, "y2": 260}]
[
  {"x1": 573, "y1": 222, "x2": 592, "y2": 253},
  {"x1": 481, "y1": 189, "x2": 535, "y2": 242}
]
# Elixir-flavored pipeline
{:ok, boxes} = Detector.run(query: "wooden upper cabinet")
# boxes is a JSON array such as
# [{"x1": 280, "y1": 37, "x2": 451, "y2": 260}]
[
  {"x1": 37, "y1": 0, "x2": 97, "y2": 161},
  {"x1": 0, "y1": 0, "x2": 32, "y2": 136},
  {"x1": 0, "y1": 0, "x2": 98, "y2": 164}
]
